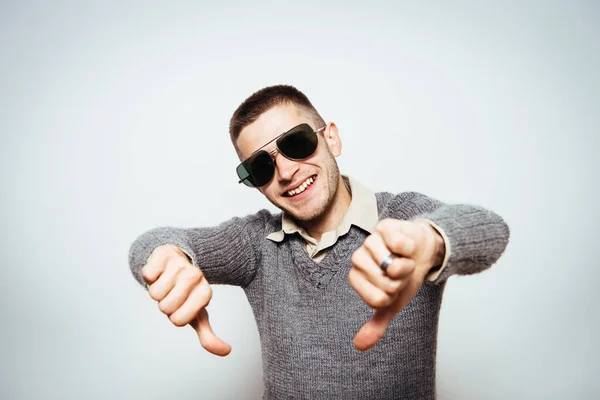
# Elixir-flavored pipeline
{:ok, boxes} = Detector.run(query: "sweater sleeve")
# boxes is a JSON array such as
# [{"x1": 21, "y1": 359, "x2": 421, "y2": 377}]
[
  {"x1": 385, "y1": 192, "x2": 510, "y2": 285},
  {"x1": 128, "y1": 209, "x2": 272, "y2": 289}
]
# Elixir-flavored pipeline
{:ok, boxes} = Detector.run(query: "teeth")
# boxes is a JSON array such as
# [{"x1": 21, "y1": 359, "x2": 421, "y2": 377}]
[{"x1": 287, "y1": 176, "x2": 315, "y2": 197}]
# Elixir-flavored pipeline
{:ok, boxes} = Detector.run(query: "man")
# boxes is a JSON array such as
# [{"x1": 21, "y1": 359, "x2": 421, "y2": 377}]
[{"x1": 128, "y1": 85, "x2": 510, "y2": 399}]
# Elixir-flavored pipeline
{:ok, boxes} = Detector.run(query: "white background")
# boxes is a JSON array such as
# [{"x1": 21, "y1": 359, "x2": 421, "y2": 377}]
[{"x1": 1, "y1": 1, "x2": 598, "y2": 399}]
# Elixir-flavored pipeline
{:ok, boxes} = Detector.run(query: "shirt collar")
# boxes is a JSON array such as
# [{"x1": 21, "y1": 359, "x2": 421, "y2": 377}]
[{"x1": 266, "y1": 176, "x2": 378, "y2": 243}]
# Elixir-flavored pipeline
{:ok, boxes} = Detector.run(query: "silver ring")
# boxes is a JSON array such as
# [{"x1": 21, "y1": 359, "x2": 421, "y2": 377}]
[{"x1": 380, "y1": 253, "x2": 395, "y2": 273}]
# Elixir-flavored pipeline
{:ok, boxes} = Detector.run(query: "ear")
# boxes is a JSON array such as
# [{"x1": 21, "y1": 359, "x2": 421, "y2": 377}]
[{"x1": 322, "y1": 122, "x2": 342, "y2": 157}]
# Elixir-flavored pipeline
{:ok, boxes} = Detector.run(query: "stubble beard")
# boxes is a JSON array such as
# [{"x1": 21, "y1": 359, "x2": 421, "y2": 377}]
[{"x1": 277, "y1": 156, "x2": 341, "y2": 223}]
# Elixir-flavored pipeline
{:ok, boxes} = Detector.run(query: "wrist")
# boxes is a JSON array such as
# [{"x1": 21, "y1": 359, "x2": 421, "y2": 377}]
[
  {"x1": 414, "y1": 220, "x2": 446, "y2": 269},
  {"x1": 430, "y1": 228, "x2": 445, "y2": 267}
]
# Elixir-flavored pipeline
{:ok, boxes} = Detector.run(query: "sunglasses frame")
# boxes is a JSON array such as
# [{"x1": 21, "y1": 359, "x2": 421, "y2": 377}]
[{"x1": 237, "y1": 123, "x2": 326, "y2": 186}]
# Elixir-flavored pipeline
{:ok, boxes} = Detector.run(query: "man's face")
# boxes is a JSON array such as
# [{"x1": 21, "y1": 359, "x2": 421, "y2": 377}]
[{"x1": 236, "y1": 105, "x2": 343, "y2": 222}]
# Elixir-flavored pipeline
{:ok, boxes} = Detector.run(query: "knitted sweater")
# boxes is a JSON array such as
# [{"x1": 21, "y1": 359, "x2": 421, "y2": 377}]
[{"x1": 129, "y1": 191, "x2": 510, "y2": 399}]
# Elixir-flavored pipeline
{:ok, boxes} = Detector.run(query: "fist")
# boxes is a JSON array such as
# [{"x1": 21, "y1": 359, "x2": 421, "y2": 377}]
[
  {"x1": 141, "y1": 244, "x2": 231, "y2": 356},
  {"x1": 349, "y1": 218, "x2": 445, "y2": 351}
]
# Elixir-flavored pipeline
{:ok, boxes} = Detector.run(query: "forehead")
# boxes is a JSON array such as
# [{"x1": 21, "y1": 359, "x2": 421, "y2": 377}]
[{"x1": 236, "y1": 104, "x2": 310, "y2": 159}]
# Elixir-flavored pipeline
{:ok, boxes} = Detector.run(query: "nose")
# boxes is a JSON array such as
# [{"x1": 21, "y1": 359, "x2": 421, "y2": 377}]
[{"x1": 273, "y1": 151, "x2": 299, "y2": 182}]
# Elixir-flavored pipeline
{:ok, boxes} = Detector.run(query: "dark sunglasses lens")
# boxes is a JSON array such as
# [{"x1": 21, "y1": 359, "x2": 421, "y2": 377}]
[
  {"x1": 238, "y1": 151, "x2": 274, "y2": 187},
  {"x1": 236, "y1": 163, "x2": 254, "y2": 187},
  {"x1": 277, "y1": 124, "x2": 318, "y2": 160}
]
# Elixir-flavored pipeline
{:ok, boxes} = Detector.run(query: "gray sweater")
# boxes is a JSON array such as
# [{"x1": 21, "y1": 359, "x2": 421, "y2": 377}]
[{"x1": 129, "y1": 191, "x2": 510, "y2": 399}]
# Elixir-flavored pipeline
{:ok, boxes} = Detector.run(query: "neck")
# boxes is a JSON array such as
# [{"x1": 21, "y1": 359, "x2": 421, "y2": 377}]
[{"x1": 300, "y1": 176, "x2": 352, "y2": 242}]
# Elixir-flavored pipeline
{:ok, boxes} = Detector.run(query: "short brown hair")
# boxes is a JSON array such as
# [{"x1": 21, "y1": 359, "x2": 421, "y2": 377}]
[{"x1": 229, "y1": 85, "x2": 325, "y2": 146}]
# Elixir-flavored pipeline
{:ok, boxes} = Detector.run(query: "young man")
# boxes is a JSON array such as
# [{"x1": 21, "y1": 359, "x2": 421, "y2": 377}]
[{"x1": 128, "y1": 85, "x2": 510, "y2": 399}]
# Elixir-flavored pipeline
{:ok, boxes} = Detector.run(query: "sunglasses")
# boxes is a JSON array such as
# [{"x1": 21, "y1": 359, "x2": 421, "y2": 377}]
[{"x1": 236, "y1": 123, "x2": 326, "y2": 188}]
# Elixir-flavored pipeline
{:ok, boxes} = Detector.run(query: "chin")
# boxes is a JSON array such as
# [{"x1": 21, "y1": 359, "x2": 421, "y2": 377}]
[
  {"x1": 283, "y1": 197, "x2": 328, "y2": 222},
  {"x1": 287, "y1": 209, "x2": 320, "y2": 222}
]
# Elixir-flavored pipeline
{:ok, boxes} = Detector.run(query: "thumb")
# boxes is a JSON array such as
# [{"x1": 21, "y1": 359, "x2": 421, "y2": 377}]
[
  {"x1": 354, "y1": 270, "x2": 426, "y2": 351},
  {"x1": 353, "y1": 306, "x2": 398, "y2": 351},
  {"x1": 190, "y1": 309, "x2": 232, "y2": 357}
]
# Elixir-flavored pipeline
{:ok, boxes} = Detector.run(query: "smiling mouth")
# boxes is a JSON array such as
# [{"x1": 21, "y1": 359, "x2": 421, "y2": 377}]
[{"x1": 284, "y1": 175, "x2": 317, "y2": 197}]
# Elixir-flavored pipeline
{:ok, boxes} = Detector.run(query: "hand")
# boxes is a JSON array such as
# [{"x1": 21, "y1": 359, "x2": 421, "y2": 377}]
[
  {"x1": 141, "y1": 244, "x2": 232, "y2": 357},
  {"x1": 349, "y1": 218, "x2": 445, "y2": 351}
]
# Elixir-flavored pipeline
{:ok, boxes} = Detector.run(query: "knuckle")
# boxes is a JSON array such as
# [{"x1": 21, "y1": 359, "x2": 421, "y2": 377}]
[
  {"x1": 199, "y1": 290, "x2": 212, "y2": 309},
  {"x1": 196, "y1": 281, "x2": 212, "y2": 306},
  {"x1": 351, "y1": 251, "x2": 362, "y2": 266},
  {"x1": 169, "y1": 314, "x2": 187, "y2": 327},
  {"x1": 381, "y1": 285, "x2": 395, "y2": 296},
  {"x1": 147, "y1": 285, "x2": 162, "y2": 301},
  {"x1": 389, "y1": 235, "x2": 402, "y2": 249},
  {"x1": 157, "y1": 245, "x2": 184, "y2": 262},
  {"x1": 383, "y1": 280, "x2": 401, "y2": 295},
  {"x1": 377, "y1": 218, "x2": 393, "y2": 232},
  {"x1": 186, "y1": 292, "x2": 211, "y2": 320},
  {"x1": 190, "y1": 266, "x2": 203, "y2": 280},
  {"x1": 141, "y1": 264, "x2": 156, "y2": 281},
  {"x1": 400, "y1": 259, "x2": 415, "y2": 272},
  {"x1": 371, "y1": 292, "x2": 391, "y2": 308},
  {"x1": 153, "y1": 245, "x2": 169, "y2": 259},
  {"x1": 406, "y1": 239, "x2": 416, "y2": 254},
  {"x1": 202, "y1": 283, "x2": 213, "y2": 302},
  {"x1": 158, "y1": 300, "x2": 170, "y2": 315},
  {"x1": 141, "y1": 268, "x2": 152, "y2": 283},
  {"x1": 363, "y1": 234, "x2": 378, "y2": 250},
  {"x1": 348, "y1": 270, "x2": 359, "y2": 290},
  {"x1": 390, "y1": 259, "x2": 415, "y2": 278},
  {"x1": 180, "y1": 267, "x2": 202, "y2": 285},
  {"x1": 390, "y1": 237, "x2": 406, "y2": 253},
  {"x1": 348, "y1": 268, "x2": 357, "y2": 284},
  {"x1": 175, "y1": 251, "x2": 192, "y2": 265}
]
